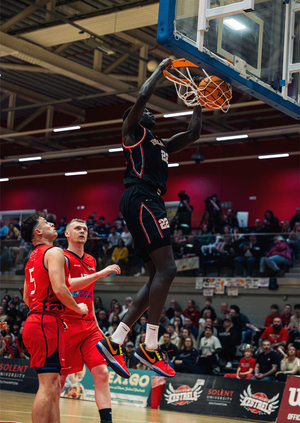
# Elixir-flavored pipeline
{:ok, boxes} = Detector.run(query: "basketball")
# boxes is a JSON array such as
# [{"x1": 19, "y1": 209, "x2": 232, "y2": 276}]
[{"x1": 198, "y1": 76, "x2": 232, "y2": 110}]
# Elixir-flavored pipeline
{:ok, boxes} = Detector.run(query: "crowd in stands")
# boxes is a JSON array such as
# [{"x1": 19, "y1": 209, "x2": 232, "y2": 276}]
[
  {"x1": 1, "y1": 205, "x2": 299, "y2": 277},
  {"x1": 1, "y1": 291, "x2": 300, "y2": 383}
]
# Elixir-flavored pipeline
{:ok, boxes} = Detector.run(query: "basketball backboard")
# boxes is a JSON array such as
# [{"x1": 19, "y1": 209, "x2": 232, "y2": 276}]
[{"x1": 157, "y1": 0, "x2": 300, "y2": 119}]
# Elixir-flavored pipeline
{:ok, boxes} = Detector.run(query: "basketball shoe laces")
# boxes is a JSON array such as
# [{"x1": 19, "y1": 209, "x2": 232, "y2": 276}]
[{"x1": 154, "y1": 347, "x2": 166, "y2": 365}]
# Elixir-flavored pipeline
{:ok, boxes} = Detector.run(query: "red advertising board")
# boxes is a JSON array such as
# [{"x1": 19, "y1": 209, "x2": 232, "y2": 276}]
[{"x1": 277, "y1": 376, "x2": 300, "y2": 422}]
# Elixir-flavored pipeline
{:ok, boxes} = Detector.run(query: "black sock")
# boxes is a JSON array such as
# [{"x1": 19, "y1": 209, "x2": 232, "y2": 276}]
[{"x1": 99, "y1": 408, "x2": 112, "y2": 423}]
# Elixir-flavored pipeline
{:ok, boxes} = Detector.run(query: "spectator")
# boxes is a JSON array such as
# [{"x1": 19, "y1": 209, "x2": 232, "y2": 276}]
[
  {"x1": 123, "y1": 341, "x2": 139, "y2": 369},
  {"x1": 0, "y1": 334, "x2": 14, "y2": 357},
  {"x1": 121, "y1": 224, "x2": 133, "y2": 250},
  {"x1": 290, "y1": 207, "x2": 300, "y2": 229},
  {"x1": 161, "y1": 324, "x2": 179, "y2": 347},
  {"x1": 86, "y1": 215, "x2": 94, "y2": 229},
  {"x1": 264, "y1": 304, "x2": 281, "y2": 328},
  {"x1": 281, "y1": 221, "x2": 291, "y2": 239},
  {"x1": 200, "y1": 298, "x2": 217, "y2": 321},
  {"x1": 224, "y1": 346, "x2": 256, "y2": 379},
  {"x1": 259, "y1": 236, "x2": 292, "y2": 277},
  {"x1": 111, "y1": 239, "x2": 129, "y2": 274},
  {"x1": 94, "y1": 296, "x2": 105, "y2": 312},
  {"x1": 56, "y1": 216, "x2": 67, "y2": 236},
  {"x1": 289, "y1": 323, "x2": 300, "y2": 351},
  {"x1": 288, "y1": 222, "x2": 300, "y2": 264},
  {"x1": 197, "y1": 316, "x2": 218, "y2": 345},
  {"x1": 204, "y1": 194, "x2": 222, "y2": 231},
  {"x1": 107, "y1": 226, "x2": 121, "y2": 252},
  {"x1": 218, "y1": 316, "x2": 238, "y2": 368},
  {"x1": 166, "y1": 299, "x2": 178, "y2": 320},
  {"x1": 275, "y1": 345, "x2": 299, "y2": 382},
  {"x1": 281, "y1": 304, "x2": 293, "y2": 330},
  {"x1": 0, "y1": 306, "x2": 7, "y2": 322},
  {"x1": 174, "y1": 337, "x2": 199, "y2": 373},
  {"x1": 170, "y1": 306, "x2": 185, "y2": 325},
  {"x1": 291, "y1": 304, "x2": 300, "y2": 331},
  {"x1": 6, "y1": 222, "x2": 21, "y2": 239},
  {"x1": 119, "y1": 297, "x2": 133, "y2": 319},
  {"x1": 175, "y1": 191, "x2": 194, "y2": 235},
  {"x1": 108, "y1": 302, "x2": 123, "y2": 324},
  {"x1": 234, "y1": 234, "x2": 262, "y2": 276},
  {"x1": 160, "y1": 309, "x2": 170, "y2": 329},
  {"x1": 198, "y1": 326, "x2": 222, "y2": 375},
  {"x1": 260, "y1": 317, "x2": 289, "y2": 356},
  {"x1": 0, "y1": 220, "x2": 8, "y2": 240},
  {"x1": 160, "y1": 332, "x2": 179, "y2": 365},
  {"x1": 97, "y1": 310, "x2": 110, "y2": 333},
  {"x1": 263, "y1": 210, "x2": 280, "y2": 233},
  {"x1": 195, "y1": 224, "x2": 212, "y2": 246},
  {"x1": 172, "y1": 316, "x2": 183, "y2": 338},
  {"x1": 226, "y1": 208, "x2": 239, "y2": 229},
  {"x1": 229, "y1": 305, "x2": 252, "y2": 345},
  {"x1": 201, "y1": 226, "x2": 222, "y2": 255},
  {"x1": 0, "y1": 244, "x2": 13, "y2": 273},
  {"x1": 183, "y1": 316, "x2": 198, "y2": 339},
  {"x1": 251, "y1": 339, "x2": 279, "y2": 381},
  {"x1": 178, "y1": 327, "x2": 197, "y2": 350},
  {"x1": 183, "y1": 300, "x2": 200, "y2": 328}
]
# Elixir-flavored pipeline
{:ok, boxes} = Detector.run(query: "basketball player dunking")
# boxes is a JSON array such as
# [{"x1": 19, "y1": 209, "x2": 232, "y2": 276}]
[{"x1": 97, "y1": 58, "x2": 202, "y2": 378}]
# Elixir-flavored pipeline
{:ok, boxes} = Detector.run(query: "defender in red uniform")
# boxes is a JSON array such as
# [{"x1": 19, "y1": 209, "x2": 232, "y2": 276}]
[
  {"x1": 21, "y1": 213, "x2": 88, "y2": 423},
  {"x1": 61, "y1": 219, "x2": 120, "y2": 423}
]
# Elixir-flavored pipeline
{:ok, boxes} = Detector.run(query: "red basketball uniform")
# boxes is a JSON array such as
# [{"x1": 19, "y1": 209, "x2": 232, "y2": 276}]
[
  {"x1": 61, "y1": 250, "x2": 106, "y2": 376},
  {"x1": 224, "y1": 357, "x2": 256, "y2": 379},
  {"x1": 23, "y1": 244, "x2": 70, "y2": 369}
]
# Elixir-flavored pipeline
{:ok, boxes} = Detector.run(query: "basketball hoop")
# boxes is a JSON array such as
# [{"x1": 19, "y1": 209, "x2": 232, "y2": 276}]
[{"x1": 163, "y1": 58, "x2": 232, "y2": 113}]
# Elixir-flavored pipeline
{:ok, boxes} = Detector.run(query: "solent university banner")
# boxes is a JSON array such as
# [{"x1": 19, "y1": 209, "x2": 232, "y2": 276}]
[
  {"x1": 160, "y1": 373, "x2": 285, "y2": 422},
  {"x1": 61, "y1": 366, "x2": 154, "y2": 408}
]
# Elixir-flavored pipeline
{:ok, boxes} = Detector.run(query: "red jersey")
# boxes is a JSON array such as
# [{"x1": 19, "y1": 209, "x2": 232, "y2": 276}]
[
  {"x1": 260, "y1": 326, "x2": 289, "y2": 344},
  {"x1": 238, "y1": 357, "x2": 256, "y2": 373},
  {"x1": 264, "y1": 313, "x2": 281, "y2": 328},
  {"x1": 281, "y1": 313, "x2": 293, "y2": 328},
  {"x1": 25, "y1": 244, "x2": 70, "y2": 317},
  {"x1": 62, "y1": 250, "x2": 96, "y2": 320}
]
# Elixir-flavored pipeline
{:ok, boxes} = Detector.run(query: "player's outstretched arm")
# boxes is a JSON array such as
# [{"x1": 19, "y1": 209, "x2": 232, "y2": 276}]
[
  {"x1": 164, "y1": 105, "x2": 202, "y2": 154},
  {"x1": 123, "y1": 58, "x2": 172, "y2": 142},
  {"x1": 69, "y1": 264, "x2": 121, "y2": 290},
  {"x1": 46, "y1": 247, "x2": 88, "y2": 315},
  {"x1": 23, "y1": 281, "x2": 29, "y2": 306}
]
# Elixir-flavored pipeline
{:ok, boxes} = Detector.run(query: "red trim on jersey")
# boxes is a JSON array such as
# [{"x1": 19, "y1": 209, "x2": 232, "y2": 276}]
[
  {"x1": 139, "y1": 202, "x2": 164, "y2": 243},
  {"x1": 122, "y1": 126, "x2": 147, "y2": 149},
  {"x1": 129, "y1": 144, "x2": 144, "y2": 179}
]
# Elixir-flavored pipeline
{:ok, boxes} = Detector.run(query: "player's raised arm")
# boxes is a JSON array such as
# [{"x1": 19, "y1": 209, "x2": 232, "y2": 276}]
[
  {"x1": 45, "y1": 247, "x2": 88, "y2": 315},
  {"x1": 69, "y1": 264, "x2": 121, "y2": 291},
  {"x1": 164, "y1": 105, "x2": 202, "y2": 154},
  {"x1": 122, "y1": 58, "x2": 172, "y2": 143}
]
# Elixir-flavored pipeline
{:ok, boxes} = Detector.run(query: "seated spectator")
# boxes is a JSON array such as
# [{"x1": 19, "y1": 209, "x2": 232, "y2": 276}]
[
  {"x1": 160, "y1": 309, "x2": 170, "y2": 329},
  {"x1": 107, "y1": 320, "x2": 119, "y2": 337},
  {"x1": 183, "y1": 300, "x2": 200, "y2": 328},
  {"x1": 263, "y1": 210, "x2": 280, "y2": 233},
  {"x1": 108, "y1": 303, "x2": 123, "y2": 324},
  {"x1": 160, "y1": 332, "x2": 179, "y2": 365},
  {"x1": 9, "y1": 239, "x2": 31, "y2": 270},
  {"x1": 6, "y1": 222, "x2": 21, "y2": 240},
  {"x1": 121, "y1": 224, "x2": 133, "y2": 250},
  {"x1": 0, "y1": 306, "x2": 7, "y2": 323},
  {"x1": 201, "y1": 226, "x2": 222, "y2": 255},
  {"x1": 172, "y1": 229, "x2": 187, "y2": 259},
  {"x1": 170, "y1": 306, "x2": 185, "y2": 325},
  {"x1": 159, "y1": 323, "x2": 179, "y2": 347},
  {"x1": 20, "y1": 303, "x2": 29, "y2": 319},
  {"x1": 275, "y1": 345, "x2": 299, "y2": 382},
  {"x1": 251, "y1": 339, "x2": 279, "y2": 382},
  {"x1": 224, "y1": 346, "x2": 256, "y2": 379},
  {"x1": 218, "y1": 316, "x2": 238, "y2": 368},
  {"x1": 166, "y1": 299, "x2": 178, "y2": 320},
  {"x1": 178, "y1": 328, "x2": 197, "y2": 350},
  {"x1": 289, "y1": 323, "x2": 300, "y2": 351},
  {"x1": 260, "y1": 317, "x2": 289, "y2": 356},
  {"x1": 200, "y1": 298, "x2": 217, "y2": 321},
  {"x1": 234, "y1": 234, "x2": 262, "y2": 276},
  {"x1": 0, "y1": 333, "x2": 6, "y2": 356},
  {"x1": 183, "y1": 316, "x2": 198, "y2": 339},
  {"x1": 97, "y1": 310, "x2": 110, "y2": 333},
  {"x1": 288, "y1": 222, "x2": 300, "y2": 264},
  {"x1": 107, "y1": 299, "x2": 117, "y2": 317},
  {"x1": 0, "y1": 244, "x2": 13, "y2": 273},
  {"x1": 213, "y1": 317, "x2": 223, "y2": 335},
  {"x1": 119, "y1": 296, "x2": 132, "y2": 319},
  {"x1": 174, "y1": 337, "x2": 199, "y2": 373},
  {"x1": 264, "y1": 304, "x2": 281, "y2": 328},
  {"x1": 195, "y1": 224, "x2": 212, "y2": 246},
  {"x1": 197, "y1": 317, "x2": 218, "y2": 346},
  {"x1": 57, "y1": 216, "x2": 67, "y2": 237},
  {"x1": 133, "y1": 315, "x2": 148, "y2": 336},
  {"x1": 259, "y1": 236, "x2": 292, "y2": 277},
  {"x1": 290, "y1": 207, "x2": 300, "y2": 230},
  {"x1": 281, "y1": 221, "x2": 291, "y2": 239},
  {"x1": 226, "y1": 208, "x2": 239, "y2": 229},
  {"x1": 94, "y1": 296, "x2": 105, "y2": 312},
  {"x1": 0, "y1": 220, "x2": 8, "y2": 240},
  {"x1": 123, "y1": 341, "x2": 139, "y2": 369},
  {"x1": 0, "y1": 334, "x2": 14, "y2": 357},
  {"x1": 110, "y1": 239, "x2": 129, "y2": 274},
  {"x1": 107, "y1": 226, "x2": 121, "y2": 252},
  {"x1": 229, "y1": 304, "x2": 252, "y2": 345},
  {"x1": 173, "y1": 316, "x2": 183, "y2": 338},
  {"x1": 86, "y1": 215, "x2": 94, "y2": 229},
  {"x1": 135, "y1": 332, "x2": 146, "y2": 350},
  {"x1": 198, "y1": 326, "x2": 222, "y2": 375},
  {"x1": 291, "y1": 304, "x2": 300, "y2": 331},
  {"x1": 281, "y1": 304, "x2": 293, "y2": 331}
]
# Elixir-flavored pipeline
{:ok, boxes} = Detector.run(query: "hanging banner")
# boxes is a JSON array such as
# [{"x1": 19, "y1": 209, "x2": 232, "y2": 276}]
[
  {"x1": 61, "y1": 367, "x2": 154, "y2": 408},
  {"x1": 0, "y1": 358, "x2": 38, "y2": 393},
  {"x1": 276, "y1": 375, "x2": 300, "y2": 423},
  {"x1": 160, "y1": 373, "x2": 284, "y2": 421}
]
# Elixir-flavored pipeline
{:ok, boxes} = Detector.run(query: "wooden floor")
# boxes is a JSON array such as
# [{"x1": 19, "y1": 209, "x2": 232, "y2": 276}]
[{"x1": 0, "y1": 390, "x2": 268, "y2": 423}]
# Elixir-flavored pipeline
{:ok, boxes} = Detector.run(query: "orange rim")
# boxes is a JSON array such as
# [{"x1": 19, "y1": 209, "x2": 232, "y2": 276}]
[
  {"x1": 170, "y1": 58, "x2": 199, "y2": 69},
  {"x1": 163, "y1": 70, "x2": 188, "y2": 85}
]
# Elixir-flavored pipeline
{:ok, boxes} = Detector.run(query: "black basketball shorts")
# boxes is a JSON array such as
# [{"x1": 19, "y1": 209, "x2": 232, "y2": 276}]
[{"x1": 120, "y1": 184, "x2": 171, "y2": 261}]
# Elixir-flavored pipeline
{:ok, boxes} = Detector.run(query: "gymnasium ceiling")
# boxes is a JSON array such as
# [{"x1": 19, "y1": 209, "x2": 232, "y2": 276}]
[{"x1": 0, "y1": 0, "x2": 299, "y2": 181}]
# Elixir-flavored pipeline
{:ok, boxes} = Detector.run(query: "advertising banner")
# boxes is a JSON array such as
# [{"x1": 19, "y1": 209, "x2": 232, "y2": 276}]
[
  {"x1": 277, "y1": 375, "x2": 300, "y2": 422},
  {"x1": 0, "y1": 358, "x2": 38, "y2": 393},
  {"x1": 160, "y1": 373, "x2": 284, "y2": 422},
  {"x1": 61, "y1": 367, "x2": 154, "y2": 408}
]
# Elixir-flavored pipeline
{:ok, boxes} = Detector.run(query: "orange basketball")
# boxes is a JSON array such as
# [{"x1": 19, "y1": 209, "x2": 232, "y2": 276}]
[{"x1": 198, "y1": 76, "x2": 232, "y2": 110}]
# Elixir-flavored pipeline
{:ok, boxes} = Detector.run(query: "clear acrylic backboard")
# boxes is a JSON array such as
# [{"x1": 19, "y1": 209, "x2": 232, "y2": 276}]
[{"x1": 157, "y1": 0, "x2": 300, "y2": 119}]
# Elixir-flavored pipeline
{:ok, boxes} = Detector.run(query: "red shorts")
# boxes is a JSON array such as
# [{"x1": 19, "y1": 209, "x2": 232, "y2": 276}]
[
  {"x1": 61, "y1": 319, "x2": 106, "y2": 376},
  {"x1": 23, "y1": 313, "x2": 65, "y2": 370}
]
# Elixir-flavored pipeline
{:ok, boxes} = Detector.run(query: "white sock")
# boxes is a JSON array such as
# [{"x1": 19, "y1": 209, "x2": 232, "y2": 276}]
[
  {"x1": 111, "y1": 322, "x2": 130, "y2": 345},
  {"x1": 145, "y1": 323, "x2": 159, "y2": 350}
]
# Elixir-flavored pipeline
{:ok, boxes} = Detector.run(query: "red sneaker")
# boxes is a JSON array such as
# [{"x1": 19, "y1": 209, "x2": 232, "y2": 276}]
[
  {"x1": 96, "y1": 337, "x2": 130, "y2": 379},
  {"x1": 134, "y1": 343, "x2": 176, "y2": 377}
]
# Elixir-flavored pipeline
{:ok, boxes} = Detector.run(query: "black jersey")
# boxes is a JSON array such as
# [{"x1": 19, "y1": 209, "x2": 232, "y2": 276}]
[{"x1": 122, "y1": 127, "x2": 169, "y2": 196}]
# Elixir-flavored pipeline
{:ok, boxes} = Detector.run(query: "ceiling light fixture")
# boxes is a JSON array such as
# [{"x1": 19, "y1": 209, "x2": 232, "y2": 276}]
[
  {"x1": 224, "y1": 18, "x2": 246, "y2": 31},
  {"x1": 0, "y1": 178, "x2": 9, "y2": 182},
  {"x1": 258, "y1": 153, "x2": 289, "y2": 159},
  {"x1": 19, "y1": 156, "x2": 42, "y2": 162},
  {"x1": 168, "y1": 163, "x2": 179, "y2": 167},
  {"x1": 108, "y1": 148, "x2": 123, "y2": 153},
  {"x1": 65, "y1": 171, "x2": 87, "y2": 176},
  {"x1": 53, "y1": 126, "x2": 81, "y2": 133},
  {"x1": 164, "y1": 111, "x2": 193, "y2": 118},
  {"x1": 191, "y1": 145, "x2": 205, "y2": 163},
  {"x1": 216, "y1": 134, "x2": 248, "y2": 141}
]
